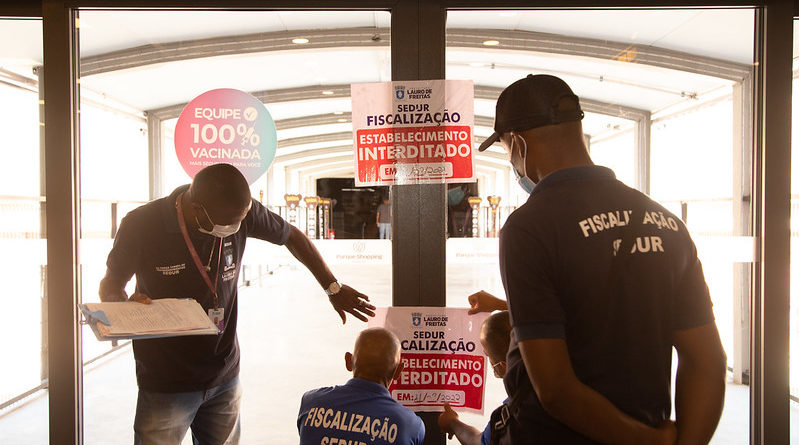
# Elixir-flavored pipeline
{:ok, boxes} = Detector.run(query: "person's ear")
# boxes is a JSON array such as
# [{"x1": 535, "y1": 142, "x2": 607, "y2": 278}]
[
  {"x1": 190, "y1": 200, "x2": 204, "y2": 212},
  {"x1": 392, "y1": 361, "x2": 405, "y2": 381},
  {"x1": 508, "y1": 132, "x2": 524, "y2": 159},
  {"x1": 345, "y1": 352, "x2": 354, "y2": 372}
]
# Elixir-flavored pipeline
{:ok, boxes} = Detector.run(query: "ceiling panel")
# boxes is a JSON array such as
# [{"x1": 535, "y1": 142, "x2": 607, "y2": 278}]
[
  {"x1": 78, "y1": 10, "x2": 390, "y2": 57},
  {"x1": 80, "y1": 48, "x2": 390, "y2": 110},
  {"x1": 447, "y1": 9, "x2": 754, "y2": 65},
  {"x1": 0, "y1": 18, "x2": 41, "y2": 71}
]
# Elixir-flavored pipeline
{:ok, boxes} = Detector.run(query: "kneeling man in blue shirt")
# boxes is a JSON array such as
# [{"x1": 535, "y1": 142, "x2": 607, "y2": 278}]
[{"x1": 298, "y1": 328, "x2": 425, "y2": 445}]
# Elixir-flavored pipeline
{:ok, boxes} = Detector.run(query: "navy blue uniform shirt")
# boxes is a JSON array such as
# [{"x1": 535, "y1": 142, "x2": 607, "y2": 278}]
[
  {"x1": 105, "y1": 185, "x2": 290, "y2": 392},
  {"x1": 499, "y1": 166, "x2": 714, "y2": 444},
  {"x1": 298, "y1": 378, "x2": 425, "y2": 445},
  {"x1": 481, "y1": 398, "x2": 508, "y2": 445}
]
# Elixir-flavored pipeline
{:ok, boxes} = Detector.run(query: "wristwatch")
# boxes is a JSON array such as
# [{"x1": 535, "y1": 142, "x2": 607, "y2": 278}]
[{"x1": 325, "y1": 280, "x2": 342, "y2": 296}]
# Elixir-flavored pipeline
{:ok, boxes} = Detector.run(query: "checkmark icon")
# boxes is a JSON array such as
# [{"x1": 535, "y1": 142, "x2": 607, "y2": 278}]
[{"x1": 243, "y1": 107, "x2": 258, "y2": 121}]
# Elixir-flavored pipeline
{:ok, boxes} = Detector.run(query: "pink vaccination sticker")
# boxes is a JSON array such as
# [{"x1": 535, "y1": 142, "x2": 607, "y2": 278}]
[{"x1": 174, "y1": 88, "x2": 277, "y2": 185}]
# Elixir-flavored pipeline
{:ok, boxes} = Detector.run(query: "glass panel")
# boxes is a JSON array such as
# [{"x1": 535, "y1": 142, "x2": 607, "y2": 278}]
[
  {"x1": 791, "y1": 18, "x2": 799, "y2": 442},
  {"x1": 0, "y1": 16, "x2": 47, "y2": 444},
  {"x1": 77, "y1": 9, "x2": 390, "y2": 443},
  {"x1": 447, "y1": 9, "x2": 753, "y2": 444},
  {"x1": 590, "y1": 128, "x2": 635, "y2": 187}
]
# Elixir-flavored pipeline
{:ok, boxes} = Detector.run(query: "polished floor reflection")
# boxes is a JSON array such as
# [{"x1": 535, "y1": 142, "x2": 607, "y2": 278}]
[{"x1": 0, "y1": 262, "x2": 792, "y2": 444}]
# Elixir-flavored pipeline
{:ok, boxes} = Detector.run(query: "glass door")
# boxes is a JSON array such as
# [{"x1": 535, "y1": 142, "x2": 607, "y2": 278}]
[
  {"x1": 0, "y1": 15, "x2": 47, "y2": 445},
  {"x1": 76, "y1": 8, "x2": 391, "y2": 442}
]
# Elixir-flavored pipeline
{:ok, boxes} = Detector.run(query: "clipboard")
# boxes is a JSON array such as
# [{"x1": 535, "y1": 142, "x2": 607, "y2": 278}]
[{"x1": 79, "y1": 298, "x2": 219, "y2": 341}]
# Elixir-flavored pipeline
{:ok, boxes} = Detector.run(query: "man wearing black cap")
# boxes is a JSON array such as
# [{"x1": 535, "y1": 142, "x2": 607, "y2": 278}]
[{"x1": 480, "y1": 75, "x2": 727, "y2": 444}]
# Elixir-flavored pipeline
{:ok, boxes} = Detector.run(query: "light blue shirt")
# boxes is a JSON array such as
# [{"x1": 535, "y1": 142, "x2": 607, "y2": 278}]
[{"x1": 298, "y1": 378, "x2": 425, "y2": 445}]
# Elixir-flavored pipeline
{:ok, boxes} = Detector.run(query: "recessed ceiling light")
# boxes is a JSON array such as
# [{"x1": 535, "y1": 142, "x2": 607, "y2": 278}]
[
  {"x1": 321, "y1": 90, "x2": 335, "y2": 95},
  {"x1": 292, "y1": 38, "x2": 309, "y2": 44},
  {"x1": 333, "y1": 111, "x2": 344, "y2": 115},
  {"x1": 337, "y1": 118, "x2": 348, "y2": 123},
  {"x1": 482, "y1": 40, "x2": 500, "y2": 46}
]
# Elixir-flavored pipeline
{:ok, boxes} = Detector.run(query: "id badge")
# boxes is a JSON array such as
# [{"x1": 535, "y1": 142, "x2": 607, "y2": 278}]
[{"x1": 208, "y1": 308, "x2": 225, "y2": 333}]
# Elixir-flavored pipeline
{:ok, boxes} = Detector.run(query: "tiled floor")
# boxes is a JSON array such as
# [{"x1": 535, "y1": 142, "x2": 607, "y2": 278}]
[{"x1": 1, "y1": 261, "x2": 796, "y2": 444}]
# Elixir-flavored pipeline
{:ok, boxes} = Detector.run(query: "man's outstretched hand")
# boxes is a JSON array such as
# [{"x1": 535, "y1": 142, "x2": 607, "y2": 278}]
[
  {"x1": 328, "y1": 285, "x2": 376, "y2": 323},
  {"x1": 467, "y1": 290, "x2": 508, "y2": 314},
  {"x1": 437, "y1": 402, "x2": 459, "y2": 439}
]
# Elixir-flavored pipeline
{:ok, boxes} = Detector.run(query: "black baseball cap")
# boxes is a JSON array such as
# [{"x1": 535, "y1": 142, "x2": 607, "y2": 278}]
[{"x1": 478, "y1": 74, "x2": 585, "y2": 152}]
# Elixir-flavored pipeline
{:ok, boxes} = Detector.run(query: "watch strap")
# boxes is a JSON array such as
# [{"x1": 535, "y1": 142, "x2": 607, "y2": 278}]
[{"x1": 325, "y1": 280, "x2": 341, "y2": 296}]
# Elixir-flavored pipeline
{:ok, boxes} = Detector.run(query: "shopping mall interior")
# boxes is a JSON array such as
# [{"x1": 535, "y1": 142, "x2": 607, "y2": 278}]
[{"x1": 0, "y1": 1, "x2": 797, "y2": 444}]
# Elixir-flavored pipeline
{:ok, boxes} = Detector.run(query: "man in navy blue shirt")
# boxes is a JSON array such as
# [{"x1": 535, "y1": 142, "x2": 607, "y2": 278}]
[
  {"x1": 437, "y1": 309, "x2": 512, "y2": 445},
  {"x1": 99, "y1": 163, "x2": 375, "y2": 445},
  {"x1": 298, "y1": 327, "x2": 425, "y2": 445},
  {"x1": 477, "y1": 75, "x2": 727, "y2": 444}
]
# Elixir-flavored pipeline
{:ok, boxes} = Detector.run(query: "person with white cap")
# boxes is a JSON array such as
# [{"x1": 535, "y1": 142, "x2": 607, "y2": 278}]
[{"x1": 479, "y1": 74, "x2": 726, "y2": 445}]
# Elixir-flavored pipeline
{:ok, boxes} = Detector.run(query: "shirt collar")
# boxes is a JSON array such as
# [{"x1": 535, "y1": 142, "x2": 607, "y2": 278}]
[
  {"x1": 530, "y1": 165, "x2": 616, "y2": 198},
  {"x1": 344, "y1": 377, "x2": 391, "y2": 396}
]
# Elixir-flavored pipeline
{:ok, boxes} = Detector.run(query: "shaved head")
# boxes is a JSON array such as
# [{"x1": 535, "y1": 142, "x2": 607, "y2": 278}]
[
  {"x1": 350, "y1": 328, "x2": 402, "y2": 384},
  {"x1": 190, "y1": 163, "x2": 251, "y2": 212}
]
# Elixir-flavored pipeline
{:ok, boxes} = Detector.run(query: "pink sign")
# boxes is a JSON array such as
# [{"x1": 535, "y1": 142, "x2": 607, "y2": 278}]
[
  {"x1": 351, "y1": 80, "x2": 475, "y2": 186},
  {"x1": 369, "y1": 307, "x2": 490, "y2": 414},
  {"x1": 356, "y1": 126, "x2": 473, "y2": 184},
  {"x1": 174, "y1": 88, "x2": 277, "y2": 185}
]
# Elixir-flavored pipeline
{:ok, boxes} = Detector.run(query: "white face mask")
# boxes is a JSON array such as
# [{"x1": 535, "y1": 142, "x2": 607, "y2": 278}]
[
  {"x1": 196, "y1": 205, "x2": 241, "y2": 238},
  {"x1": 510, "y1": 134, "x2": 536, "y2": 194}
]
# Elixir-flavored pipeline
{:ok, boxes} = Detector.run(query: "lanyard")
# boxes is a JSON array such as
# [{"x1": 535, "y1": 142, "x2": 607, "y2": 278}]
[{"x1": 175, "y1": 192, "x2": 223, "y2": 310}]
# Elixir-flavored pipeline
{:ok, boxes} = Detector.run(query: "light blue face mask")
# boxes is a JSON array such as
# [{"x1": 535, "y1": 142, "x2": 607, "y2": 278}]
[
  {"x1": 511, "y1": 135, "x2": 536, "y2": 194},
  {"x1": 514, "y1": 168, "x2": 536, "y2": 195}
]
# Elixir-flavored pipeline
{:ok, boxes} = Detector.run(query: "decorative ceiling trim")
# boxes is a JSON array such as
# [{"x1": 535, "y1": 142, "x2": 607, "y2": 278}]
[{"x1": 81, "y1": 28, "x2": 390, "y2": 76}]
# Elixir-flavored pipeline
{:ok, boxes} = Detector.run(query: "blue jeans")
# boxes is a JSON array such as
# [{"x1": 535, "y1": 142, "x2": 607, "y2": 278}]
[
  {"x1": 378, "y1": 223, "x2": 391, "y2": 239},
  {"x1": 134, "y1": 376, "x2": 242, "y2": 445}
]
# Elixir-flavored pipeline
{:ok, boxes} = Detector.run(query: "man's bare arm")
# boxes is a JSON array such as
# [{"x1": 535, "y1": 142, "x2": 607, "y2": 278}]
[
  {"x1": 98, "y1": 272, "x2": 150, "y2": 303},
  {"x1": 284, "y1": 225, "x2": 374, "y2": 323},
  {"x1": 437, "y1": 403, "x2": 482, "y2": 445},
  {"x1": 673, "y1": 323, "x2": 726, "y2": 445},
  {"x1": 285, "y1": 225, "x2": 337, "y2": 287},
  {"x1": 518, "y1": 339, "x2": 676, "y2": 445}
]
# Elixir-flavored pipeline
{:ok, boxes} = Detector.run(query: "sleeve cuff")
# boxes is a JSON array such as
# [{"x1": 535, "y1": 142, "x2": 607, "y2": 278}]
[
  {"x1": 514, "y1": 322, "x2": 565, "y2": 341},
  {"x1": 103, "y1": 265, "x2": 134, "y2": 286},
  {"x1": 673, "y1": 313, "x2": 716, "y2": 332}
]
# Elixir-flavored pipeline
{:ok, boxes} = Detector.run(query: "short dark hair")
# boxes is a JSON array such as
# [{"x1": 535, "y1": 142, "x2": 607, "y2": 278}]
[{"x1": 192, "y1": 163, "x2": 251, "y2": 210}]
